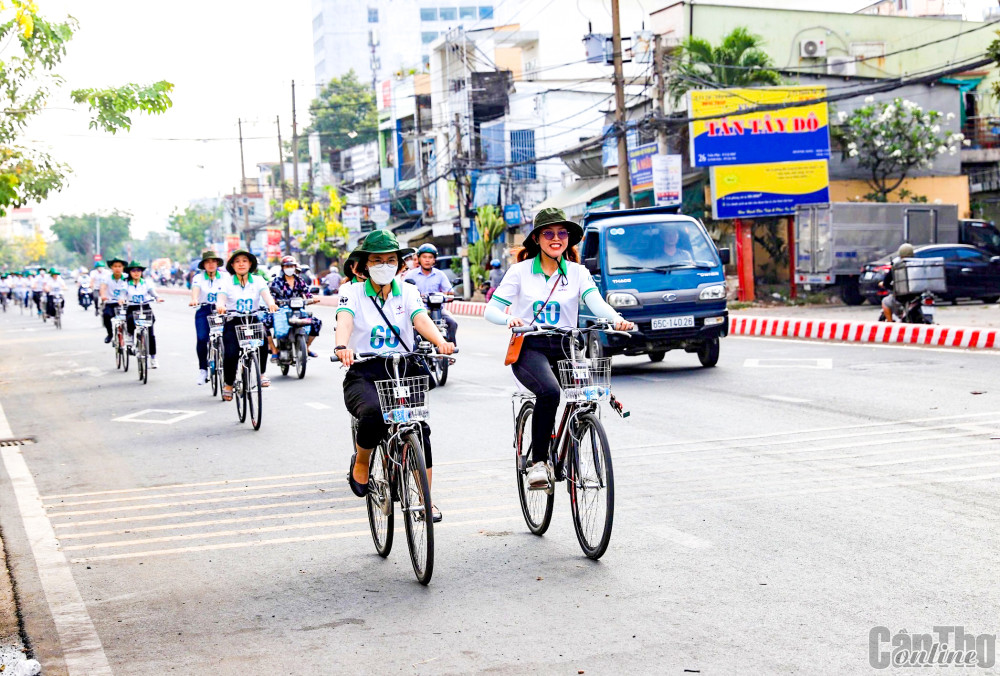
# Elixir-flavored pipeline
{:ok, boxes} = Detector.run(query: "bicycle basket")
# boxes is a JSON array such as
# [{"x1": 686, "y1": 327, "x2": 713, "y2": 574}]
[
  {"x1": 208, "y1": 314, "x2": 225, "y2": 334},
  {"x1": 557, "y1": 358, "x2": 611, "y2": 402},
  {"x1": 375, "y1": 376, "x2": 430, "y2": 424},
  {"x1": 235, "y1": 322, "x2": 266, "y2": 349},
  {"x1": 113, "y1": 306, "x2": 127, "y2": 320},
  {"x1": 133, "y1": 309, "x2": 153, "y2": 328}
]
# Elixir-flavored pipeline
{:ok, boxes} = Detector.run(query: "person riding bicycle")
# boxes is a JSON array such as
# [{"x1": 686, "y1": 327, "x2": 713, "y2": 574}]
[
  {"x1": 100, "y1": 258, "x2": 129, "y2": 343},
  {"x1": 268, "y1": 255, "x2": 322, "y2": 362},
  {"x1": 189, "y1": 249, "x2": 226, "y2": 385},
  {"x1": 484, "y1": 207, "x2": 634, "y2": 490},
  {"x1": 403, "y1": 243, "x2": 458, "y2": 345},
  {"x1": 215, "y1": 250, "x2": 279, "y2": 401},
  {"x1": 122, "y1": 261, "x2": 164, "y2": 368},
  {"x1": 880, "y1": 242, "x2": 916, "y2": 322},
  {"x1": 29, "y1": 270, "x2": 44, "y2": 316},
  {"x1": 334, "y1": 230, "x2": 454, "y2": 520},
  {"x1": 89, "y1": 261, "x2": 109, "y2": 306},
  {"x1": 0, "y1": 274, "x2": 10, "y2": 305},
  {"x1": 43, "y1": 268, "x2": 66, "y2": 318}
]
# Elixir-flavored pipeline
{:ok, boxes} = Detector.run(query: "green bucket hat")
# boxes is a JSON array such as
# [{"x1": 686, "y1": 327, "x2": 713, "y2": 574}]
[
  {"x1": 93, "y1": 260, "x2": 107, "y2": 269},
  {"x1": 125, "y1": 260, "x2": 145, "y2": 272},
  {"x1": 225, "y1": 249, "x2": 258, "y2": 275},
  {"x1": 355, "y1": 229, "x2": 414, "y2": 260},
  {"x1": 197, "y1": 249, "x2": 224, "y2": 270},
  {"x1": 47, "y1": 267, "x2": 59, "y2": 275},
  {"x1": 107, "y1": 257, "x2": 127, "y2": 268},
  {"x1": 524, "y1": 207, "x2": 584, "y2": 256}
]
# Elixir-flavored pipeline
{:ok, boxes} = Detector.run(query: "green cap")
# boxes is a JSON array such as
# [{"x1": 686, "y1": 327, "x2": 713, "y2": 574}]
[
  {"x1": 524, "y1": 207, "x2": 583, "y2": 256},
  {"x1": 225, "y1": 249, "x2": 258, "y2": 275},
  {"x1": 356, "y1": 229, "x2": 414, "y2": 258}
]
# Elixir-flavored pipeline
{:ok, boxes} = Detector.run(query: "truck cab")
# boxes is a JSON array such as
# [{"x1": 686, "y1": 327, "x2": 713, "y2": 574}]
[
  {"x1": 579, "y1": 206, "x2": 730, "y2": 367},
  {"x1": 959, "y1": 219, "x2": 1000, "y2": 255}
]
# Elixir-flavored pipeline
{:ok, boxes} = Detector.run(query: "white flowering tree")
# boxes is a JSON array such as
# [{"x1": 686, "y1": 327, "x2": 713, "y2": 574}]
[{"x1": 832, "y1": 97, "x2": 967, "y2": 202}]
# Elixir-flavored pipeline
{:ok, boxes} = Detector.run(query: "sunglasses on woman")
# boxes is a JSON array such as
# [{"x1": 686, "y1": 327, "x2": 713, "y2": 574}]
[{"x1": 540, "y1": 230, "x2": 569, "y2": 241}]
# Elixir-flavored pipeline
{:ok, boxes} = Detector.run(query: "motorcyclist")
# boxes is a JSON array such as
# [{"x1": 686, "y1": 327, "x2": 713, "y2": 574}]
[
  {"x1": 402, "y1": 243, "x2": 458, "y2": 345},
  {"x1": 268, "y1": 255, "x2": 322, "y2": 361},
  {"x1": 486, "y1": 258, "x2": 503, "y2": 302},
  {"x1": 880, "y1": 242, "x2": 916, "y2": 322}
]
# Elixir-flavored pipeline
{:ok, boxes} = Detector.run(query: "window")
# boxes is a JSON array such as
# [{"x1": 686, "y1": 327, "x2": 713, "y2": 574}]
[
  {"x1": 438, "y1": 7, "x2": 457, "y2": 20},
  {"x1": 312, "y1": 13, "x2": 323, "y2": 32},
  {"x1": 421, "y1": 31, "x2": 439, "y2": 44},
  {"x1": 368, "y1": 7, "x2": 378, "y2": 22},
  {"x1": 314, "y1": 37, "x2": 324, "y2": 57},
  {"x1": 420, "y1": 7, "x2": 437, "y2": 21},
  {"x1": 479, "y1": 5, "x2": 493, "y2": 19},
  {"x1": 459, "y1": 6, "x2": 476, "y2": 19},
  {"x1": 510, "y1": 129, "x2": 536, "y2": 181},
  {"x1": 955, "y1": 248, "x2": 989, "y2": 262}
]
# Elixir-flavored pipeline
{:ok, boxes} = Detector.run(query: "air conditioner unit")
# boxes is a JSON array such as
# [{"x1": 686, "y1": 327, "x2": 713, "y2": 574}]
[
  {"x1": 827, "y1": 56, "x2": 856, "y2": 76},
  {"x1": 800, "y1": 39, "x2": 826, "y2": 58}
]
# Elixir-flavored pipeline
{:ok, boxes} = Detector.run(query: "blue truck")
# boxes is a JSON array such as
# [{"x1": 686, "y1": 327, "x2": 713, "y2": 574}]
[{"x1": 579, "y1": 206, "x2": 730, "y2": 367}]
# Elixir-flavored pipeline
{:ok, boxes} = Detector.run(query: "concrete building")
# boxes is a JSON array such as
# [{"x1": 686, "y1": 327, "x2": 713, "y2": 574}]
[
  {"x1": 856, "y1": 0, "x2": 989, "y2": 20},
  {"x1": 0, "y1": 208, "x2": 41, "y2": 241}
]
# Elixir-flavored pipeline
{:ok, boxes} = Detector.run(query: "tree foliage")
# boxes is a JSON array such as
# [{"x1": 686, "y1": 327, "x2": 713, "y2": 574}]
[
  {"x1": 305, "y1": 70, "x2": 377, "y2": 156},
  {"x1": 168, "y1": 204, "x2": 220, "y2": 258},
  {"x1": 0, "y1": 2, "x2": 173, "y2": 215},
  {"x1": 49, "y1": 210, "x2": 131, "y2": 260},
  {"x1": 274, "y1": 186, "x2": 348, "y2": 260},
  {"x1": 831, "y1": 97, "x2": 967, "y2": 202},
  {"x1": 0, "y1": 232, "x2": 45, "y2": 268},
  {"x1": 468, "y1": 205, "x2": 505, "y2": 287},
  {"x1": 667, "y1": 27, "x2": 782, "y2": 106}
]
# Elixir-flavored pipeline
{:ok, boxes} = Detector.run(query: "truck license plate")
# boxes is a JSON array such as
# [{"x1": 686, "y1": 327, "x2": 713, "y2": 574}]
[
  {"x1": 862, "y1": 272, "x2": 874, "y2": 280},
  {"x1": 652, "y1": 316, "x2": 694, "y2": 330}
]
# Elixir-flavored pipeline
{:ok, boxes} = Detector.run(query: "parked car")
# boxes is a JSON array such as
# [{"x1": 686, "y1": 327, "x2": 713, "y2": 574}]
[{"x1": 859, "y1": 244, "x2": 1000, "y2": 305}]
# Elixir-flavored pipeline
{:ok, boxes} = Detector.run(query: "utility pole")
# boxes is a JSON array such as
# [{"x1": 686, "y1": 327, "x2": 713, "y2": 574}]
[
  {"x1": 277, "y1": 115, "x2": 290, "y2": 255},
  {"x1": 291, "y1": 80, "x2": 300, "y2": 201},
  {"x1": 95, "y1": 213, "x2": 101, "y2": 259},
  {"x1": 611, "y1": 0, "x2": 632, "y2": 209},
  {"x1": 238, "y1": 118, "x2": 250, "y2": 245},
  {"x1": 653, "y1": 33, "x2": 669, "y2": 155},
  {"x1": 454, "y1": 113, "x2": 471, "y2": 300}
]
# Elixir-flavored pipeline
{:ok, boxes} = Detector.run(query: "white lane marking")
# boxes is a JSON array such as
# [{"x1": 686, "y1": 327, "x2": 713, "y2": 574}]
[
  {"x1": 46, "y1": 488, "x2": 335, "y2": 517},
  {"x1": 304, "y1": 402, "x2": 331, "y2": 410},
  {"x1": 642, "y1": 523, "x2": 712, "y2": 549},
  {"x1": 42, "y1": 351, "x2": 92, "y2": 357},
  {"x1": 44, "y1": 470, "x2": 340, "y2": 500},
  {"x1": 112, "y1": 409, "x2": 204, "y2": 425},
  {"x1": 69, "y1": 516, "x2": 518, "y2": 564},
  {"x1": 744, "y1": 358, "x2": 832, "y2": 369},
  {"x1": 0, "y1": 403, "x2": 112, "y2": 675},
  {"x1": 761, "y1": 395, "x2": 812, "y2": 404},
  {"x1": 45, "y1": 478, "x2": 341, "y2": 509},
  {"x1": 50, "y1": 367, "x2": 104, "y2": 378},
  {"x1": 733, "y1": 335, "x2": 1000, "y2": 355}
]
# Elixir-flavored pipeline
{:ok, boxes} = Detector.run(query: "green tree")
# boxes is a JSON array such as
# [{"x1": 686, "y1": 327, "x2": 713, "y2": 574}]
[
  {"x1": 831, "y1": 97, "x2": 966, "y2": 202},
  {"x1": 127, "y1": 231, "x2": 187, "y2": 264},
  {"x1": 305, "y1": 70, "x2": 377, "y2": 156},
  {"x1": 0, "y1": 2, "x2": 173, "y2": 216},
  {"x1": 468, "y1": 206, "x2": 505, "y2": 288},
  {"x1": 667, "y1": 27, "x2": 782, "y2": 106},
  {"x1": 168, "y1": 204, "x2": 220, "y2": 258},
  {"x1": 50, "y1": 211, "x2": 131, "y2": 260}
]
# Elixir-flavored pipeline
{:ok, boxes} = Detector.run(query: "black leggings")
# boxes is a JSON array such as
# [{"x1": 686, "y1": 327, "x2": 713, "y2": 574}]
[
  {"x1": 102, "y1": 303, "x2": 117, "y2": 337},
  {"x1": 343, "y1": 358, "x2": 432, "y2": 467},
  {"x1": 222, "y1": 318, "x2": 269, "y2": 386},
  {"x1": 126, "y1": 304, "x2": 156, "y2": 356},
  {"x1": 512, "y1": 336, "x2": 565, "y2": 463}
]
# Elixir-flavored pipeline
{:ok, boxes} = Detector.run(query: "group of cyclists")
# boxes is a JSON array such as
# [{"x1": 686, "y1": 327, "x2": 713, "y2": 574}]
[{"x1": 0, "y1": 267, "x2": 70, "y2": 321}]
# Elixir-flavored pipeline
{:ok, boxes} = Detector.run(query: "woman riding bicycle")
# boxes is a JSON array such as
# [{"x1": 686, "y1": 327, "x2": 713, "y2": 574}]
[
  {"x1": 334, "y1": 230, "x2": 454, "y2": 520},
  {"x1": 43, "y1": 268, "x2": 66, "y2": 318},
  {"x1": 100, "y1": 258, "x2": 129, "y2": 344},
  {"x1": 189, "y1": 249, "x2": 226, "y2": 385},
  {"x1": 268, "y1": 255, "x2": 322, "y2": 363},
  {"x1": 122, "y1": 261, "x2": 165, "y2": 368},
  {"x1": 215, "y1": 250, "x2": 279, "y2": 401},
  {"x1": 484, "y1": 207, "x2": 634, "y2": 489}
]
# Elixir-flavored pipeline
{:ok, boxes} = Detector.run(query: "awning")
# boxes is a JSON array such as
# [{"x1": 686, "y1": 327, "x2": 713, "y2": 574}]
[
  {"x1": 533, "y1": 176, "x2": 618, "y2": 219},
  {"x1": 397, "y1": 178, "x2": 420, "y2": 191}
]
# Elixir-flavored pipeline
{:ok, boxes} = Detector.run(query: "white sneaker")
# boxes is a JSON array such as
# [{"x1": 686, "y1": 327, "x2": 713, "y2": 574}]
[
  {"x1": 149, "y1": 356, "x2": 159, "y2": 369},
  {"x1": 197, "y1": 369, "x2": 207, "y2": 385},
  {"x1": 526, "y1": 461, "x2": 552, "y2": 490}
]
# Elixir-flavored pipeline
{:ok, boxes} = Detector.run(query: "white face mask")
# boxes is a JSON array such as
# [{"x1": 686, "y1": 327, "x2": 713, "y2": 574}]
[
  {"x1": 282, "y1": 267, "x2": 296, "y2": 275},
  {"x1": 368, "y1": 263, "x2": 397, "y2": 286}
]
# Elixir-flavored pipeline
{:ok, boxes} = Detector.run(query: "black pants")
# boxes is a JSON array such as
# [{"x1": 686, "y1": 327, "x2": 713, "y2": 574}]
[
  {"x1": 512, "y1": 336, "x2": 565, "y2": 463},
  {"x1": 194, "y1": 305, "x2": 212, "y2": 370},
  {"x1": 343, "y1": 358, "x2": 432, "y2": 467},
  {"x1": 102, "y1": 303, "x2": 118, "y2": 338},
  {"x1": 45, "y1": 295, "x2": 64, "y2": 317},
  {"x1": 126, "y1": 304, "x2": 157, "y2": 356},
  {"x1": 222, "y1": 318, "x2": 268, "y2": 386},
  {"x1": 31, "y1": 291, "x2": 41, "y2": 312}
]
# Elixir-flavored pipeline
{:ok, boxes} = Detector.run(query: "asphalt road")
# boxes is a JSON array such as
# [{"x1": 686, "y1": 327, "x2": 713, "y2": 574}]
[{"x1": 1, "y1": 298, "x2": 1000, "y2": 674}]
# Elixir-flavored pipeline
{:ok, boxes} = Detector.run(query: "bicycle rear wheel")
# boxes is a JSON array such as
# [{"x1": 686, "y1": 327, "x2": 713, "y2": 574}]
[
  {"x1": 121, "y1": 330, "x2": 130, "y2": 372},
  {"x1": 235, "y1": 362, "x2": 247, "y2": 423},
  {"x1": 366, "y1": 444, "x2": 394, "y2": 557},
  {"x1": 137, "y1": 332, "x2": 148, "y2": 384},
  {"x1": 54, "y1": 305, "x2": 61, "y2": 329},
  {"x1": 569, "y1": 412, "x2": 615, "y2": 560},
  {"x1": 247, "y1": 351, "x2": 262, "y2": 430},
  {"x1": 400, "y1": 431, "x2": 433, "y2": 585},
  {"x1": 115, "y1": 342, "x2": 122, "y2": 370},
  {"x1": 514, "y1": 400, "x2": 553, "y2": 535}
]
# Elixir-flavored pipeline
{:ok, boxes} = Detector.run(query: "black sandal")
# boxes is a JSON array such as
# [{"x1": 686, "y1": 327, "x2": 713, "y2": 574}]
[{"x1": 347, "y1": 452, "x2": 368, "y2": 497}]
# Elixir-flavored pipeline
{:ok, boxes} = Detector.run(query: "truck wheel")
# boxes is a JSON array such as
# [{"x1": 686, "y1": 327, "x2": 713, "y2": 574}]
[
  {"x1": 587, "y1": 331, "x2": 605, "y2": 360},
  {"x1": 648, "y1": 351, "x2": 665, "y2": 362},
  {"x1": 697, "y1": 338, "x2": 720, "y2": 367},
  {"x1": 981, "y1": 296, "x2": 999, "y2": 304},
  {"x1": 839, "y1": 278, "x2": 864, "y2": 306}
]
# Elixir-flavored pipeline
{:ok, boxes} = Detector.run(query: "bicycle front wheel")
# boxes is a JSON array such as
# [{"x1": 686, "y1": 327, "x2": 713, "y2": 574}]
[
  {"x1": 235, "y1": 364, "x2": 247, "y2": 423},
  {"x1": 210, "y1": 345, "x2": 220, "y2": 397},
  {"x1": 137, "y1": 332, "x2": 148, "y2": 384},
  {"x1": 569, "y1": 412, "x2": 615, "y2": 560},
  {"x1": 247, "y1": 351, "x2": 262, "y2": 430},
  {"x1": 514, "y1": 400, "x2": 553, "y2": 535},
  {"x1": 400, "y1": 432, "x2": 433, "y2": 585},
  {"x1": 366, "y1": 444, "x2": 394, "y2": 557},
  {"x1": 121, "y1": 332, "x2": 130, "y2": 373}
]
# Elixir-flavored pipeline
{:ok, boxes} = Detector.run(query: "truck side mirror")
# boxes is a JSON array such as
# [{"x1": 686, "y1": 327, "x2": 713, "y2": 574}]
[
  {"x1": 718, "y1": 248, "x2": 731, "y2": 265},
  {"x1": 584, "y1": 257, "x2": 600, "y2": 274}
]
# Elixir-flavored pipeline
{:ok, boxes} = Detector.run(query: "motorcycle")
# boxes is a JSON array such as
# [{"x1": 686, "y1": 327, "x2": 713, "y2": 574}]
[
  {"x1": 79, "y1": 284, "x2": 93, "y2": 310},
  {"x1": 273, "y1": 296, "x2": 316, "y2": 379},
  {"x1": 423, "y1": 292, "x2": 454, "y2": 386},
  {"x1": 877, "y1": 290, "x2": 935, "y2": 324}
]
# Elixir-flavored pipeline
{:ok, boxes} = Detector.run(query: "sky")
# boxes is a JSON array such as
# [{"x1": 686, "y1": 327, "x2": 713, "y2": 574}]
[{"x1": 21, "y1": 0, "x2": 998, "y2": 237}]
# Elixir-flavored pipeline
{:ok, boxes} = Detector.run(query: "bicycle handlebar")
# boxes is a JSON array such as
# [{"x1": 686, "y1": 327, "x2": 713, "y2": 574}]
[
  {"x1": 330, "y1": 347, "x2": 459, "y2": 364},
  {"x1": 511, "y1": 320, "x2": 635, "y2": 337}
]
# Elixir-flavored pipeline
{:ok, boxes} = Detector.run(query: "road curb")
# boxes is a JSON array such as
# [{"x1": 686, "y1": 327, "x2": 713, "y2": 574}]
[
  {"x1": 731, "y1": 315, "x2": 999, "y2": 349},
  {"x1": 0, "y1": 534, "x2": 27, "y2": 659}
]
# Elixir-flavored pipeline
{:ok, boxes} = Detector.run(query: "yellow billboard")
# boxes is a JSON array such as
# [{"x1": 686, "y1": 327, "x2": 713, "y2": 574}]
[{"x1": 711, "y1": 160, "x2": 830, "y2": 219}]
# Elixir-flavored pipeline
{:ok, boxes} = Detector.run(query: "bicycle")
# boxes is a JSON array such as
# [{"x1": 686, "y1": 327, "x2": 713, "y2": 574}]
[
  {"x1": 228, "y1": 312, "x2": 266, "y2": 430},
  {"x1": 49, "y1": 292, "x2": 65, "y2": 330},
  {"x1": 510, "y1": 320, "x2": 630, "y2": 560},
  {"x1": 112, "y1": 305, "x2": 129, "y2": 372},
  {"x1": 331, "y1": 349, "x2": 456, "y2": 585},
  {"x1": 132, "y1": 306, "x2": 153, "y2": 385},
  {"x1": 207, "y1": 312, "x2": 225, "y2": 398},
  {"x1": 421, "y1": 293, "x2": 454, "y2": 386}
]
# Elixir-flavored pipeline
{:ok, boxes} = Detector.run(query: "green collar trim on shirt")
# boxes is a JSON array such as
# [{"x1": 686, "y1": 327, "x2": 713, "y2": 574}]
[
  {"x1": 127, "y1": 278, "x2": 142, "y2": 286},
  {"x1": 111, "y1": 273, "x2": 123, "y2": 281},
  {"x1": 531, "y1": 255, "x2": 567, "y2": 280},
  {"x1": 364, "y1": 278, "x2": 401, "y2": 298},
  {"x1": 232, "y1": 274, "x2": 252, "y2": 287},
  {"x1": 204, "y1": 271, "x2": 221, "y2": 281}
]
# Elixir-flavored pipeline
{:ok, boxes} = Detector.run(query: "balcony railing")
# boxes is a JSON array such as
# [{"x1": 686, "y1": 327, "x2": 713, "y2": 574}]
[{"x1": 963, "y1": 116, "x2": 1000, "y2": 149}]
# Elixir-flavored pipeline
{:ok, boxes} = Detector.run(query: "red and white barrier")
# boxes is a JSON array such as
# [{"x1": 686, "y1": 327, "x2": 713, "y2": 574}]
[{"x1": 730, "y1": 315, "x2": 999, "y2": 349}]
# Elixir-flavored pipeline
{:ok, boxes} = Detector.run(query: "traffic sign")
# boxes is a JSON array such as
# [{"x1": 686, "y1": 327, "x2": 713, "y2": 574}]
[{"x1": 93, "y1": 254, "x2": 103, "y2": 262}]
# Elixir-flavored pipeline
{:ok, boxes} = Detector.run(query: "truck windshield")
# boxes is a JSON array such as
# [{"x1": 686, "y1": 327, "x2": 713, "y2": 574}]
[{"x1": 605, "y1": 221, "x2": 719, "y2": 274}]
